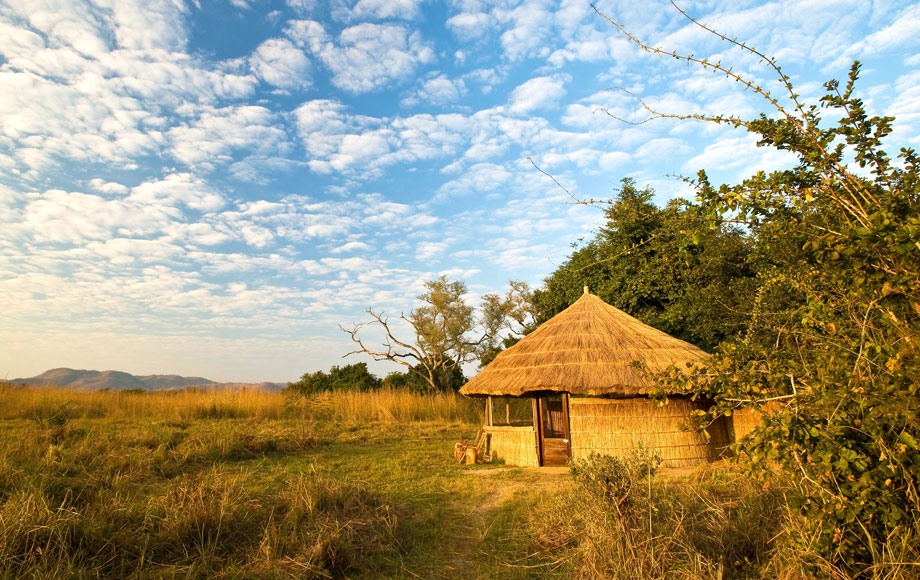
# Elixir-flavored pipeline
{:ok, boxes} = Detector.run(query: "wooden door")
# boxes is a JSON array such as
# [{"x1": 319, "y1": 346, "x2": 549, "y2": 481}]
[{"x1": 537, "y1": 394, "x2": 571, "y2": 466}]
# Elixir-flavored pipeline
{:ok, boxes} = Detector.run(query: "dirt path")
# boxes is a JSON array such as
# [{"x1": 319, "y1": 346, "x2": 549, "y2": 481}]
[{"x1": 432, "y1": 467, "x2": 570, "y2": 579}]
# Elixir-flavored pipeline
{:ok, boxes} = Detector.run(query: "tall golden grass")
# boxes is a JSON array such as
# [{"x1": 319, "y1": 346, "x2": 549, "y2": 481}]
[
  {"x1": 0, "y1": 384, "x2": 483, "y2": 424},
  {"x1": 0, "y1": 384, "x2": 481, "y2": 577}
]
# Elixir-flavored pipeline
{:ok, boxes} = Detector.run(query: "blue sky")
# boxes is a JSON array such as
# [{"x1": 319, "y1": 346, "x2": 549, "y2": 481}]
[{"x1": 1, "y1": 0, "x2": 918, "y2": 382}]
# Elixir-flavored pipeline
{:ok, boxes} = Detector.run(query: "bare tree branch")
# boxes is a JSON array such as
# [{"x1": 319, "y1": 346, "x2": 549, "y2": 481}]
[{"x1": 341, "y1": 276, "x2": 527, "y2": 391}]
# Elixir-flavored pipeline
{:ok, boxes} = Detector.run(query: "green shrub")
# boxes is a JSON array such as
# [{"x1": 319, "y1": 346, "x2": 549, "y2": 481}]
[
  {"x1": 530, "y1": 462, "x2": 785, "y2": 580},
  {"x1": 570, "y1": 450, "x2": 661, "y2": 510}
]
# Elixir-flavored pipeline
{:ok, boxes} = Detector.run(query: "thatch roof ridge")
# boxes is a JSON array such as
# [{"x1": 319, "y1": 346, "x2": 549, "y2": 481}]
[{"x1": 460, "y1": 292, "x2": 709, "y2": 397}]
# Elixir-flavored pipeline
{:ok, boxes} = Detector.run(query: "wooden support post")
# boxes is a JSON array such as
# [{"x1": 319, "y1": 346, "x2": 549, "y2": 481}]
[
  {"x1": 533, "y1": 396, "x2": 543, "y2": 467},
  {"x1": 486, "y1": 396, "x2": 493, "y2": 426},
  {"x1": 562, "y1": 393, "x2": 572, "y2": 459}
]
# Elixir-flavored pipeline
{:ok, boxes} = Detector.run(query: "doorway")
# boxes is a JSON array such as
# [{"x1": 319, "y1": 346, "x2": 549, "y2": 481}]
[{"x1": 536, "y1": 393, "x2": 570, "y2": 466}]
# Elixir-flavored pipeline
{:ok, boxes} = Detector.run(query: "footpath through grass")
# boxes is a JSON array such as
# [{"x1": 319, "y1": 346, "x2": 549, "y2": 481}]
[{"x1": 263, "y1": 422, "x2": 570, "y2": 580}]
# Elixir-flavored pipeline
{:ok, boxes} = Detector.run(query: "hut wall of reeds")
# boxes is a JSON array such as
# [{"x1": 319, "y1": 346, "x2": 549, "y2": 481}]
[
  {"x1": 483, "y1": 425, "x2": 539, "y2": 467},
  {"x1": 569, "y1": 397, "x2": 732, "y2": 467},
  {"x1": 731, "y1": 404, "x2": 777, "y2": 442}
]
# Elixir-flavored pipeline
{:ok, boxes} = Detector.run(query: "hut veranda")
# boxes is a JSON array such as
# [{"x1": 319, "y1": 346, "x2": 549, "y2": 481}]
[{"x1": 460, "y1": 289, "x2": 750, "y2": 467}]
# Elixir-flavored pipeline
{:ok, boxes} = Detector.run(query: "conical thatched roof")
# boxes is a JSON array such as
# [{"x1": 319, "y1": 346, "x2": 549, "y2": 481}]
[{"x1": 460, "y1": 292, "x2": 709, "y2": 397}]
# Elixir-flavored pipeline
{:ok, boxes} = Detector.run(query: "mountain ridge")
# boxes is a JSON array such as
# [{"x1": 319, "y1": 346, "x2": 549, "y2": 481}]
[{"x1": 4, "y1": 368, "x2": 285, "y2": 392}]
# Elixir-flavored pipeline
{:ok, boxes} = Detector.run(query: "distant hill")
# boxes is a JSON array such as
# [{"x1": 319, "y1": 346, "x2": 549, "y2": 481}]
[{"x1": 5, "y1": 368, "x2": 285, "y2": 392}]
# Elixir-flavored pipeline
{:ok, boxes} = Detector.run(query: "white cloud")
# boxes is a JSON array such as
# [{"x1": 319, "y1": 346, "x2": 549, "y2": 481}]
[
  {"x1": 509, "y1": 75, "x2": 568, "y2": 114},
  {"x1": 130, "y1": 173, "x2": 226, "y2": 212},
  {"x1": 286, "y1": 20, "x2": 434, "y2": 93},
  {"x1": 405, "y1": 73, "x2": 467, "y2": 106},
  {"x1": 446, "y1": 11, "x2": 492, "y2": 41},
  {"x1": 635, "y1": 137, "x2": 692, "y2": 160},
  {"x1": 0, "y1": 0, "x2": 258, "y2": 173},
  {"x1": 249, "y1": 38, "x2": 311, "y2": 90},
  {"x1": 415, "y1": 241, "x2": 447, "y2": 261},
  {"x1": 88, "y1": 179, "x2": 130, "y2": 195},
  {"x1": 435, "y1": 163, "x2": 511, "y2": 201},
  {"x1": 285, "y1": 0, "x2": 317, "y2": 16},
  {"x1": 167, "y1": 105, "x2": 292, "y2": 174},
  {"x1": 445, "y1": 0, "x2": 554, "y2": 61},
  {"x1": 599, "y1": 151, "x2": 631, "y2": 171},
  {"x1": 833, "y1": 3, "x2": 920, "y2": 64},
  {"x1": 498, "y1": 2, "x2": 554, "y2": 62},
  {"x1": 19, "y1": 189, "x2": 168, "y2": 243},
  {"x1": 331, "y1": 240, "x2": 373, "y2": 254},
  {"x1": 463, "y1": 68, "x2": 506, "y2": 93},
  {"x1": 85, "y1": 237, "x2": 184, "y2": 265},
  {"x1": 293, "y1": 100, "x2": 470, "y2": 176},
  {"x1": 0, "y1": 20, "x2": 46, "y2": 58},
  {"x1": 336, "y1": 0, "x2": 426, "y2": 21},
  {"x1": 97, "y1": 0, "x2": 190, "y2": 52},
  {"x1": 682, "y1": 134, "x2": 798, "y2": 181}
]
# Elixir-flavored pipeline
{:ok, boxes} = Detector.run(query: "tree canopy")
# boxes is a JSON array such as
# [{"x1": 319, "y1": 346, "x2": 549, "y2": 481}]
[
  {"x1": 343, "y1": 276, "x2": 529, "y2": 391},
  {"x1": 286, "y1": 362, "x2": 381, "y2": 395},
  {"x1": 533, "y1": 179, "x2": 758, "y2": 352},
  {"x1": 683, "y1": 63, "x2": 920, "y2": 570}
]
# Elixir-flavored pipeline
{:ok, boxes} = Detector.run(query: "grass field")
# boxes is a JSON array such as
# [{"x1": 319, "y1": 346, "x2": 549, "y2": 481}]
[
  {"x1": 0, "y1": 386, "x2": 568, "y2": 579},
  {"x1": 2, "y1": 386, "x2": 913, "y2": 579}
]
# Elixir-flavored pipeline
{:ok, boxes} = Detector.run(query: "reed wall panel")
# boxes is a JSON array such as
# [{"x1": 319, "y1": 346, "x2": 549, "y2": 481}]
[
  {"x1": 732, "y1": 407, "x2": 764, "y2": 441},
  {"x1": 483, "y1": 425, "x2": 539, "y2": 467},
  {"x1": 569, "y1": 397, "x2": 729, "y2": 467}
]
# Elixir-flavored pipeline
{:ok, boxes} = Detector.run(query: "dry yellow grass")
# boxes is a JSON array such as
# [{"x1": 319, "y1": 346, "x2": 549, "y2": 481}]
[{"x1": 0, "y1": 384, "x2": 482, "y2": 424}]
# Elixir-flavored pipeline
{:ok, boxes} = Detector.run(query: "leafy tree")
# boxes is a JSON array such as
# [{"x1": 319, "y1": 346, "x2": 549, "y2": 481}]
[
  {"x1": 478, "y1": 280, "x2": 537, "y2": 367},
  {"x1": 688, "y1": 65, "x2": 920, "y2": 571},
  {"x1": 287, "y1": 362, "x2": 381, "y2": 395},
  {"x1": 381, "y1": 364, "x2": 465, "y2": 392},
  {"x1": 343, "y1": 276, "x2": 516, "y2": 391},
  {"x1": 534, "y1": 179, "x2": 757, "y2": 351},
  {"x1": 593, "y1": 4, "x2": 920, "y2": 571}
]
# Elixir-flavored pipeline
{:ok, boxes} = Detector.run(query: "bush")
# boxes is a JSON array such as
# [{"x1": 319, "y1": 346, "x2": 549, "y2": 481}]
[
  {"x1": 287, "y1": 362, "x2": 382, "y2": 395},
  {"x1": 570, "y1": 451, "x2": 661, "y2": 510},
  {"x1": 530, "y1": 461, "x2": 785, "y2": 580}
]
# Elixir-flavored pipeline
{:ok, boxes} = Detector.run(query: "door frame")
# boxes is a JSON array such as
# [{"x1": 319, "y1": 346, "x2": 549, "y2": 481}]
[{"x1": 534, "y1": 392, "x2": 571, "y2": 466}]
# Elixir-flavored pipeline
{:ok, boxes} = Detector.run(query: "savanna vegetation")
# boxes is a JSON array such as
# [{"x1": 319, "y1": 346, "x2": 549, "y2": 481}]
[
  {"x1": 0, "y1": 385, "x2": 498, "y2": 579},
  {"x1": 0, "y1": 385, "x2": 822, "y2": 580},
  {"x1": 3, "y1": 7, "x2": 917, "y2": 580}
]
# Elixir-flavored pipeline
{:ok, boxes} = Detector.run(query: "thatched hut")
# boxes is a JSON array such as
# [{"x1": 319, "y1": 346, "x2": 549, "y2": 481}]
[{"x1": 460, "y1": 289, "x2": 733, "y2": 467}]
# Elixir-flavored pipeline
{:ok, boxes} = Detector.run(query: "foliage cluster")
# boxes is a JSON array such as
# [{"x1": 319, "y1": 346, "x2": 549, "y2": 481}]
[
  {"x1": 684, "y1": 63, "x2": 920, "y2": 571},
  {"x1": 533, "y1": 179, "x2": 758, "y2": 351},
  {"x1": 286, "y1": 360, "x2": 466, "y2": 395},
  {"x1": 344, "y1": 276, "x2": 535, "y2": 390},
  {"x1": 569, "y1": 451, "x2": 661, "y2": 509},
  {"x1": 381, "y1": 364, "x2": 466, "y2": 392},
  {"x1": 287, "y1": 362, "x2": 382, "y2": 395}
]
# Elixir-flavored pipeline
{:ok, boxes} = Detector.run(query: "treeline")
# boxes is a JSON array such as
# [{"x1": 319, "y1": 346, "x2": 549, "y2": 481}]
[
  {"x1": 285, "y1": 362, "x2": 464, "y2": 395},
  {"x1": 532, "y1": 178, "x2": 757, "y2": 352}
]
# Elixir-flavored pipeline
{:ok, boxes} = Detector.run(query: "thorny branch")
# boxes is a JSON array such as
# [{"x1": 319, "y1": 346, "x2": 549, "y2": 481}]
[{"x1": 589, "y1": 2, "x2": 882, "y2": 227}]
